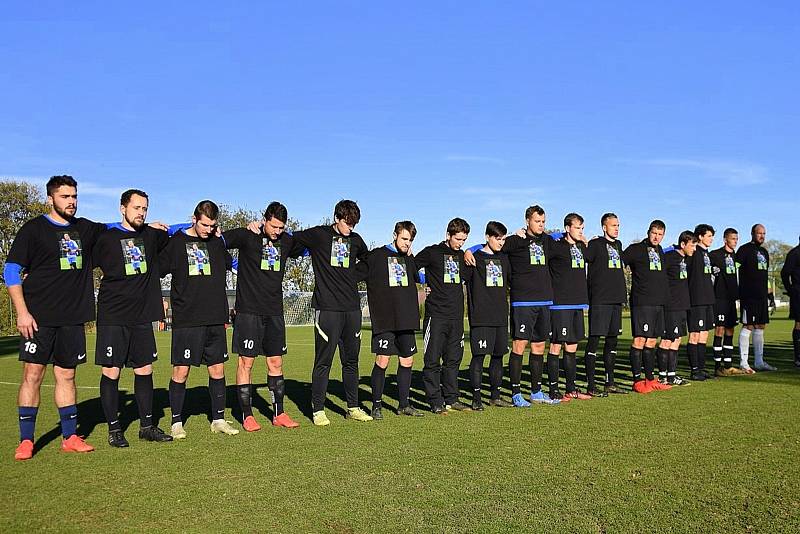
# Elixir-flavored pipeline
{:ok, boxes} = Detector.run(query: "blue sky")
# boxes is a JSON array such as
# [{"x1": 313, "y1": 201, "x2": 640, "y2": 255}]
[{"x1": 1, "y1": 1, "x2": 798, "y2": 249}]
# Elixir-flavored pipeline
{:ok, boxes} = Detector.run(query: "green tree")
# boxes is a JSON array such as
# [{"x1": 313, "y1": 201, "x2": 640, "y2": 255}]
[{"x1": 765, "y1": 239, "x2": 792, "y2": 298}]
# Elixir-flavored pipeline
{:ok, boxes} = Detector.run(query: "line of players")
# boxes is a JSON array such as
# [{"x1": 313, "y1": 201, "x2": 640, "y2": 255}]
[{"x1": 7, "y1": 176, "x2": 800, "y2": 460}]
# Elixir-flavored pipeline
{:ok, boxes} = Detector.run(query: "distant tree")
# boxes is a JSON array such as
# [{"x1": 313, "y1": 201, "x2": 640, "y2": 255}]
[
  {"x1": 0, "y1": 180, "x2": 48, "y2": 282},
  {"x1": 764, "y1": 239, "x2": 792, "y2": 298}
]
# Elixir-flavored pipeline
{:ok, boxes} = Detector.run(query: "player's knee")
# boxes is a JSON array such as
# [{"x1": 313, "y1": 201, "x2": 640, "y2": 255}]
[
  {"x1": 53, "y1": 366, "x2": 76, "y2": 384},
  {"x1": 22, "y1": 364, "x2": 46, "y2": 386},
  {"x1": 399, "y1": 356, "x2": 413, "y2": 368},
  {"x1": 133, "y1": 364, "x2": 152, "y2": 376},
  {"x1": 375, "y1": 355, "x2": 390, "y2": 368},
  {"x1": 208, "y1": 363, "x2": 225, "y2": 379},
  {"x1": 102, "y1": 366, "x2": 122, "y2": 380},
  {"x1": 238, "y1": 356, "x2": 254, "y2": 371},
  {"x1": 172, "y1": 366, "x2": 190, "y2": 382}
]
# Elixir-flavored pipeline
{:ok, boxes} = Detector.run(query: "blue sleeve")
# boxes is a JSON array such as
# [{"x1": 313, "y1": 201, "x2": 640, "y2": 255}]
[
  {"x1": 168, "y1": 223, "x2": 191, "y2": 236},
  {"x1": 231, "y1": 257, "x2": 238, "y2": 274},
  {"x1": 3, "y1": 262, "x2": 23, "y2": 286},
  {"x1": 467, "y1": 244, "x2": 482, "y2": 254},
  {"x1": 663, "y1": 245, "x2": 675, "y2": 253},
  {"x1": 418, "y1": 269, "x2": 427, "y2": 284},
  {"x1": 549, "y1": 231, "x2": 564, "y2": 240}
]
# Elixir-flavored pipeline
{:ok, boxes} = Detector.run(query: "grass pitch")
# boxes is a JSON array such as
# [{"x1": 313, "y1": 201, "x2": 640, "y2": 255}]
[{"x1": 1, "y1": 313, "x2": 799, "y2": 533}]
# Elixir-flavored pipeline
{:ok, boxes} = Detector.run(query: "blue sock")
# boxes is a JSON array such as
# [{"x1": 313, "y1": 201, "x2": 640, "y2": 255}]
[
  {"x1": 19, "y1": 406, "x2": 38, "y2": 442},
  {"x1": 58, "y1": 405, "x2": 78, "y2": 438}
]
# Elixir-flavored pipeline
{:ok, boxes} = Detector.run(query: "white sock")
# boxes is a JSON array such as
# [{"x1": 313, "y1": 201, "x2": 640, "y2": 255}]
[
  {"x1": 739, "y1": 328, "x2": 751, "y2": 367},
  {"x1": 753, "y1": 329, "x2": 765, "y2": 364}
]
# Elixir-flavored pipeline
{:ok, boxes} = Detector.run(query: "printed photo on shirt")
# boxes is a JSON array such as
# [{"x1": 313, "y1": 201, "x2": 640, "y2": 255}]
[
  {"x1": 388, "y1": 257, "x2": 409, "y2": 287},
  {"x1": 121, "y1": 238, "x2": 148, "y2": 275},
  {"x1": 261, "y1": 238, "x2": 281, "y2": 271},
  {"x1": 330, "y1": 237, "x2": 350, "y2": 268},
  {"x1": 58, "y1": 231, "x2": 83, "y2": 270},
  {"x1": 485, "y1": 259, "x2": 503, "y2": 287},
  {"x1": 570, "y1": 244, "x2": 585, "y2": 269},
  {"x1": 757, "y1": 251, "x2": 768, "y2": 270},
  {"x1": 680, "y1": 259, "x2": 688, "y2": 279},
  {"x1": 529, "y1": 242, "x2": 546, "y2": 265},
  {"x1": 648, "y1": 247, "x2": 662, "y2": 271},
  {"x1": 186, "y1": 242, "x2": 211, "y2": 276},
  {"x1": 444, "y1": 255, "x2": 460, "y2": 284},
  {"x1": 703, "y1": 252, "x2": 712, "y2": 274},
  {"x1": 607, "y1": 244, "x2": 622, "y2": 269},
  {"x1": 725, "y1": 255, "x2": 737, "y2": 274}
]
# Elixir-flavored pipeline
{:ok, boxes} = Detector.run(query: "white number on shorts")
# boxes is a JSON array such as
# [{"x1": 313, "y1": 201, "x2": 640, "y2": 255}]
[
  {"x1": 643, "y1": 323, "x2": 649, "y2": 332},
  {"x1": 378, "y1": 339, "x2": 389, "y2": 349},
  {"x1": 674, "y1": 327, "x2": 679, "y2": 334},
  {"x1": 519, "y1": 324, "x2": 526, "y2": 333},
  {"x1": 243, "y1": 339, "x2": 254, "y2": 350},
  {"x1": 106, "y1": 346, "x2": 113, "y2": 357},
  {"x1": 24, "y1": 342, "x2": 37, "y2": 354},
  {"x1": 184, "y1": 349, "x2": 191, "y2": 359},
  {"x1": 561, "y1": 327, "x2": 567, "y2": 336},
  {"x1": 478, "y1": 339, "x2": 487, "y2": 349},
  {"x1": 718, "y1": 315, "x2": 725, "y2": 322},
  {"x1": 699, "y1": 319, "x2": 704, "y2": 327}
]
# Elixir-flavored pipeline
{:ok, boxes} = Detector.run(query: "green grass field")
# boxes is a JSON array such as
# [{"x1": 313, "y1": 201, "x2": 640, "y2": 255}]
[{"x1": 1, "y1": 313, "x2": 799, "y2": 532}]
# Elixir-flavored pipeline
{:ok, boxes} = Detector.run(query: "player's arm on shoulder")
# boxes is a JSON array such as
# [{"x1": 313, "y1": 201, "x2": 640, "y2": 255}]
[{"x1": 221, "y1": 228, "x2": 247, "y2": 250}]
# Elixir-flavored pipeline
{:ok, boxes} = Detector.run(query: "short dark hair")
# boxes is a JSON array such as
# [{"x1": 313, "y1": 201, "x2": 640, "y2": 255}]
[
  {"x1": 194, "y1": 200, "x2": 219, "y2": 221},
  {"x1": 751, "y1": 223, "x2": 764, "y2": 236},
  {"x1": 723, "y1": 227, "x2": 738, "y2": 238},
  {"x1": 46, "y1": 175, "x2": 77, "y2": 196},
  {"x1": 601, "y1": 212, "x2": 618, "y2": 226},
  {"x1": 525, "y1": 205, "x2": 545, "y2": 219},
  {"x1": 394, "y1": 220, "x2": 417, "y2": 240},
  {"x1": 447, "y1": 217, "x2": 470, "y2": 236},
  {"x1": 263, "y1": 201, "x2": 288, "y2": 223},
  {"x1": 648, "y1": 219, "x2": 666, "y2": 232},
  {"x1": 485, "y1": 221, "x2": 507, "y2": 238},
  {"x1": 694, "y1": 224, "x2": 715, "y2": 237},
  {"x1": 121, "y1": 189, "x2": 148, "y2": 207},
  {"x1": 678, "y1": 230, "x2": 698, "y2": 246},
  {"x1": 564, "y1": 212, "x2": 584, "y2": 227},
  {"x1": 334, "y1": 199, "x2": 361, "y2": 226}
]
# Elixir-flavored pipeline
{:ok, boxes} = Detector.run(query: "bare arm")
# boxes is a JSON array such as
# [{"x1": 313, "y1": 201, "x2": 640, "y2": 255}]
[{"x1": 8, "y1": 285, "x2": 37, "y2": 339}]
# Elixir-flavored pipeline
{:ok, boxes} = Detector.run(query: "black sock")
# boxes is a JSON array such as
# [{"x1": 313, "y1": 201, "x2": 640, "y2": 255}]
[
  {"x1": 547, "y1": 354, "x2": 560, "y2": 394},
  {"x1": 529, "y1": 353, "x2": 544, "y2": 394},
  {"x1": 469, "y1": 355, "x2": 485, "y2": 399},
  {"x1": 564, "y1": 351, "x2": 577, "y2": 392},
  {"x1": 397, "y1": 365, "x2": 412, "y2": 408},
  {"x1": 169, "y1": 379, "x2": 186, "y2": 425},
  {"x1": 509, "y1": 352, "x2": 523, "y2": 395},
  {"x1": 209, "y1": 377, "x2": 226, "y2": 421},
  {"x1": 584, "y1": 349, "x2": 597, "y2": 391},
  {"x1": 669, "y1": 349, "x2": 678, "y2": 374},
  {"x1": 723, "y1": 334, "x2": 734, "y2": 367},
  {"x1": 793, "y1": 329, "x2": 800, "y2": 360},
  {"x1": 643, "y1": 347, "x2": 655, "y2": 381},
  {"x1": 237, "y1": 384, "x2": 253, "y2": 418},
  {"x1": 713, "y1": 335, "x2": 723, "y2": 369},
  {"x1": 100, "y1": 375, "x2": 121, "y2": 432},
  {"x1": 687, "y1": 342, "x2": 698, "y2": 372},
  {"x1": 603, "y1": 336, "x2": 618, "y2": 386},
  {"x1": 267, "y1": 375, "x2": 285, "y2": 416},
  {"x1": 657, "y1": 348, "x2": 669, "y2": 378},
  {"x1": 489, "y1": 356, "x2": 503, "y2": 399},
  {"x1": 697, "y1": 343, "x2": 706, "y2": 371},
  {"x1": 371, "y1": 364, "x2": 386, "y2": 406},
  {"x1": 629, "y1": 347, "x2": 643, "y2": 381},
  {"x1": 134, "y1": 373, "x2": 154, "y2": 429}
]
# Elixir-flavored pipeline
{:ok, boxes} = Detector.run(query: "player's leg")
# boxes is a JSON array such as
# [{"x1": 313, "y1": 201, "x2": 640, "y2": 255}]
[
  {"x1": 738, "y1": 301, "x2": 757, "y2": 373},
  {"x1": 340, "y1": 310, "x2": 370, "y2": 421},
  {"x1": 204, "y1": 326, "x2": 237, "y2": 435},
  {"x1": 16, "y1": 362, "x2": 46, "y2": 460},
  {"x1": 509, "y1": 307, "x2": 532, "y2": 406},
  {"x1": 530, "y1": 307, "x2": 554, "y2": 405},
  {"x1": 236, "y1": 356, "x2": 258, "y2": 430},
  {"x1": 468, "y1": 327, "x2": 488, "y2": 410},
  {"x1": 442, "y1": 320, "x2": 469, "y2": 411},
  {"x1": 371, "y1": 353, "x2": 391, "y2": 420},
  {"x1": 232, "y1": 313, "x2": 261, "y2": 430},
  {"x1": 752, "y1": 324, "x2": 772, "y2": 370},
  {"x1": 53, "y1": 365, "x2": 93, "y2": 452},
  {"x1": 393, "y1": 331, "x2": 422, "y2": 417},
  {"x1": 422, "y1": 316, "x2": 446, "y2": 413},
  {"x1": 169, "y1": 326, "x2": 200, "y2": 438},
  {"x1": 126, "y1": 324, "x2": 170, "y2": 442},
  {"x1": 311, "y1": 310, "x2": 344, "y2": 425},
  {"x1": 99, "y1": 365, "x2": 126, "y2": 446}
]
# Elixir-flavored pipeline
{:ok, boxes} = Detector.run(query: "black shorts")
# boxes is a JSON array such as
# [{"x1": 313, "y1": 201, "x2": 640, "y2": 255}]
[
  {"x1": 714, "y1": 299, "x2": 738, "y2": 328},
  {"x1": 470, "y1": 325, "x2": 509, "y2": 356},
  {"x1": 372, "y1": 330, "x2": 418, "y2": 357},
  {"x1": 588, "y1": 304, "x2": 623, "y2": 337},
  {"x1": 95, "y1": 324, "x2": 157, "y2": 368},
  {"x1": 688, "y1": 304, "x2": 715, "y2": 333},
  {"x1": 740, "y1": 298, "x2": 769, "y2": 326},
  {"x1": 664, "y1": 310, "x2": 688, "y2": 340},
  {"x1": 171, "y1": 325, "x2": 229, "y2": 366},
  {"x1": 630, "y1": 305, "x2": 665, "y2": 339},
  {"x1": 510, "y1": 306, "x2": 551, "y2": 342},
  {"x1": 789, "y1": 292, "x2": 800, "y2": 321},
  {"x1": 232, "y1": 313, "x2": 286, "y2": 357},
  {"x1": 550, "y1": 308, "x2": 586, "y2": 344},
  {"x1": 18, "y1": 325, "x2": 87, "y2": 368}
]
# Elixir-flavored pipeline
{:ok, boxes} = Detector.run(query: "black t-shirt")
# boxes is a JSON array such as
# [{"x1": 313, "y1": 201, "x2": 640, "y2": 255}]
[
  {"x1": 664, "y1": 250, "x2": 690, "y2": 311},
  {"x1": 6, "y1": 215, "x2": 105, "y2": 326},
  {"x1": 159, "y1": 231, "x2": 232, "y2": 327},
  {"x1": 466, "y1": 249, "x2": 510, "y2": 327},
  {"x1": 291, "y1": 225, "x2": 368, "y2": 312},
  {"x1": 781, "y1": 245, "x2": 800, "y2": 299},
  {"x1": 548, "y1": 239, "x2": 588, "y2": 306},
  {"x1": 222, "y1": 228, "x2": 298, "y2": 317},
  {"x1": 356, "y1": 245, "x2": 420, "y2": 333},
  {"x1": 501, "y1": 232, "x2": 554, "y2": 303},
  {"x1": 687, "y1": 245, "x2": 715, "y2": 306},
  {"x1": 736, "y1": 242, "x2": 769, "y2": 300},
  {"x1": 585, "y1": 237, "x2": 627, "y2": 305},
  {"x1": 622, "y1": 239, "x2": 668, "y2": 307},
  {"x1": 415, "y1": 242, "x2": 470, "y2": 319},
  {"x1": 709, "y1": 247, "x2": 739, "y2": 301},
  {"x1": 94, "y1": 224, "x2": 169, "y2": 326}
]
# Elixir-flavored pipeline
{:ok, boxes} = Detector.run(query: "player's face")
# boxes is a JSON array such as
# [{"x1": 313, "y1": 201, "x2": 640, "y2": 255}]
[
  {"x1": 394, "y1": 229, "x2": 413, "y2": 254},
  {"x1": 334, "y1": 218, "x2": 354, "y2": 236},
  {"x1": 49, "y1": 186, "x2": 78, "y2": 218},
  {"x1": 647, "y1": 227, "x2": 665, "y2": 246},
  {"x1": 447, "y1": 231, "x2": 468, "y2": 250},
  {"x1": 752, "y1": 225, "x2": 766, "y2": 245},
  {"x1": 682, "y1": 241, "x2": 697, "y2": 256},
  {"x1": 121, "y1": 194, "x2": 148, "y2": 229},
  {"x1": 486, "y1": 234, "x2": 506, "y2": 253},
  {"x1": 263, "y1": 216, "x2": 285, "y2": 240},
  {"x1": 724, "y1": 232, "x2": 738, "y2": 250},
  {"x1": 526, "y1": 212, "x2": 546, "y2": 235},
  {"x1": 192, "y1": 214, "x2": 217, "y2": 239},
  {"x1": 566, "y1": 222, "x2": 584, "y2": 243},
  {"x1": 603, "y1": 217, "x2": 620, "y2": 239},
  {"x1": 698, "y1": 231, "x2": 714, "y2": 248}
]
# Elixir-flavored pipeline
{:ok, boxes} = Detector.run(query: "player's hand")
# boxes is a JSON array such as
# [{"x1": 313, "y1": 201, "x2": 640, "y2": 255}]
[
  {"x1": 148, "y1": 221, "x2": 169, "y2": 231},
  {"x1": 515, "y1": 227, "x2": 526, "y2": 238},
  {"x1": 17, "y1": 312, "x2": 38, "y2": 340},
  {"x1": 424, "y1": 286, "x2": 431, "y2": 296},
  {"x1": 464, "y1": 249, "x2": 476, "y2": 266},
  {"x1": 247, "y1": 220, "x2": 262, "y2": 235},
  {"x1": 768, "y1": 294, "x2": 776, "y2": 315}
]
